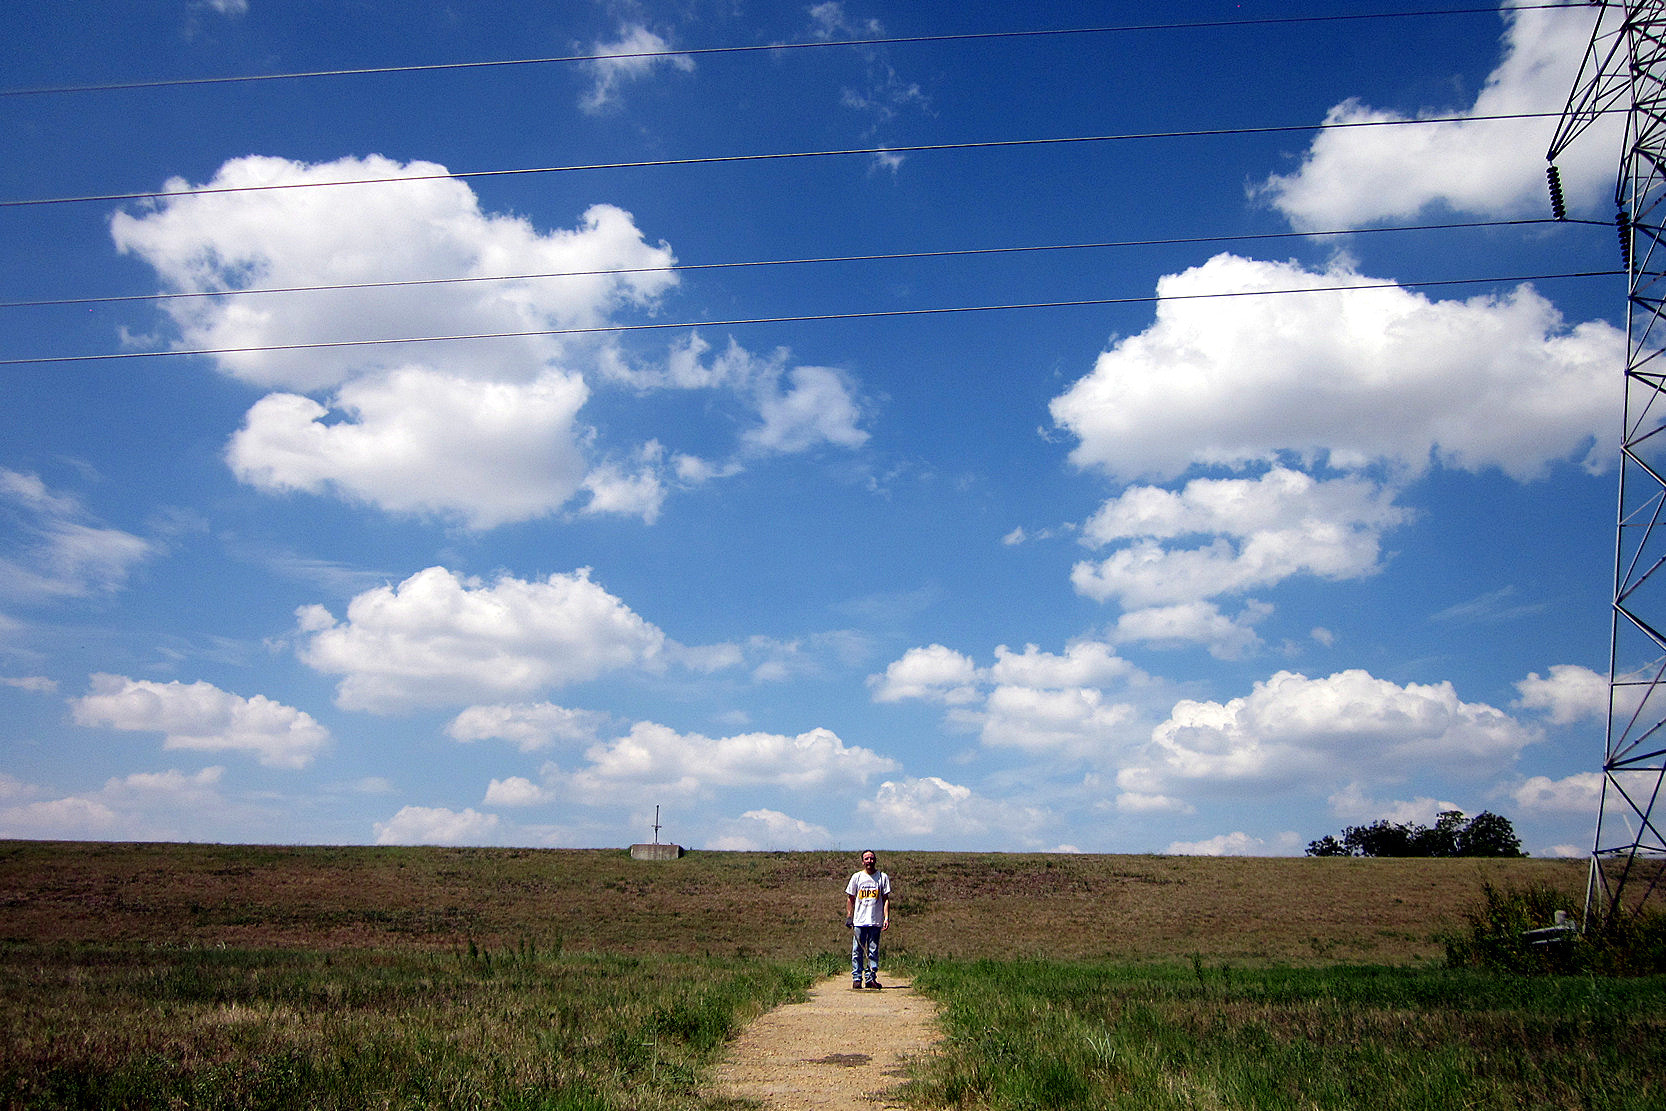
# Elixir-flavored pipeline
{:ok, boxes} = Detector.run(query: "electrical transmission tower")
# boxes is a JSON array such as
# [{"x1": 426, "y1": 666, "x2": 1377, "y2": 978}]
[{"x1": 1549, "y1": 0, "x2": 1666, "y2": 925}]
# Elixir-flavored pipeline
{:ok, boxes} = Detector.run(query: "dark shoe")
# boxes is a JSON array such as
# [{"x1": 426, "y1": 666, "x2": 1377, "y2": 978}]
[
  {"x1": 865, "y1": 979, "x2": 882, "y2": 989},
  {"x1": 852, "y1": 981, "x2": 864, "y2": 991}
]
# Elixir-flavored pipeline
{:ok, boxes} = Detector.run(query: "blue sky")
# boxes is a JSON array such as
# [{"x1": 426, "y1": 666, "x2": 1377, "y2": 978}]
[{"x1": 0, "y1": 1, "x2": 1630, "y2": 855}]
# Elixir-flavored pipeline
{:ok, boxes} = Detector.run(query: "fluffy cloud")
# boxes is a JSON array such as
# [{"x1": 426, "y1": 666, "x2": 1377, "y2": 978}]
[
  {"x1": 296, "y1": 566, "x2": 685, "y2": 712},
  {"x1": 112, "y1": 160, "x2": 676, "y2": 391},
  {"x1": 1119, "y1": 669, "x2": 1541, "y2": 802},
  {"x1": 988, "y1": 640, "x2": 1137, "y2": 689},
  {"x1": 869, "y1": 643, "x2": 982, "y2": 704},
  {"x1": 448, "y1": 702, "x2": 612, "y2": 752},
  {"x1": 1110, "y1": 601, "x2": 1269, "y2": 661},
  {"x1": 1511, "y1": 772, "x2": 1603, "y2": 815},
  {"x1": 567, "y1": 721, "x2": 898, "y2": 797},
  {"x1": 606, "y1": 336, "x2": 868, "y2": 457},
  {"x1": 374, "y1": 805, "x2": 501, "y2": 845},
  {"x1": 228, "y1": 368, "x2": 593, "y2": 529},
  {"x1": 0, "y1": 767, "x2": 228, "y2": 840},
  {"x1": 746, "y1": 365, "x2": 869, "y2": 454},
  {"x1": 1325, "y1": 782, "x2": 1463, "y2": 826},
  {"x1": 978, "y1": 685, "x2": 1136, "y2": 756},
  {"x1": 0, "y1": 469, "x2": 152, "y2": 603},
  {"x1": 708, "y1": 808, "x2": 832, "y2": 851},
  {"x1": 857, "y1": 776, "x2": 1045, "y2": 845},
  {"x1": 871, "y1": 639, "x2": 1153, "y2": 758},
  {"x1": 111, "y1": 156, "x2": 689, "y2": 527},
  {"x1": 1167, "y1": 831, "x2": 1301, "y2": 856},
  {"x1": 483, "y1": 777, "x2": 551, "y2": 807},
  {"x1": 114, "y1": 157, "x2": 872, "y2": 528},
  {"x1": 1115, "y1": 790, "x2": 1193, "y2": 815},
  {"x1": 1048, "y1": 250, "x2": 1617, "y2": 652},
  {"x1": 580, "y1": 452, "x2": 668, "y2": 524},
  {"x1": 580, "y1": 25, "x2": 694, "y2": 113},
  {"x1": 1515, "y1": 664, "x2": 1608, "y2": 724},
  {"x1": 72, "y1": 674, "x2": 330, "y2": 769},
  {"x1": 1258, "y1": 5, "x2": 1621, "y2": 227},
  {"x1": 1074, "y1": 468, "x2": 1410, "y2": 608},
  {"x1": 1051, "y1": 255, "x2": 1619, "y2": 483}
]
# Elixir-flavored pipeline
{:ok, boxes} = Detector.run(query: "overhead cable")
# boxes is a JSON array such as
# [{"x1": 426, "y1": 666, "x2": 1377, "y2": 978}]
[
  {"x1": 0, "y1": 218, "x2": 1609, "y2": 312},
  {"x1": 0, "y1": 111, "x2": 1584, "y2": 210},
  {"x1": 0, "y1": 269, "x2": 1621, "y2": 368},
  {"x1": 0, "y1": 4, "x2": 1584, "y2": 98}
]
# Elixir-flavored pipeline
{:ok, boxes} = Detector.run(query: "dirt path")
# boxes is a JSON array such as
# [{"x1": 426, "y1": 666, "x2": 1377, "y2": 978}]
[{"x1": 713, "y1": 975, "x2": 941, "y2": 1110}]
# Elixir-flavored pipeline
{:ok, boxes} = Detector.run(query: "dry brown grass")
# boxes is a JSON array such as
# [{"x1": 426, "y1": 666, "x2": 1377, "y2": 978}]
[{"x1": 0, "y1": 841, "x2": 1587, "y2": 965}]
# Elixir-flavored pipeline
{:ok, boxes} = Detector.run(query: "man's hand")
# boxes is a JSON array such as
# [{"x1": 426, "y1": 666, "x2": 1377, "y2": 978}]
[{"x1": 844, "y1": 917, "x2": 853, "y2": 928}]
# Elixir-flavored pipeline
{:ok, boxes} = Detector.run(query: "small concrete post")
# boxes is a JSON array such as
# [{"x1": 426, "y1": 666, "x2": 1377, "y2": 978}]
[{"x1": 630, "y1": 804, "x2": 683, "y2": 860}]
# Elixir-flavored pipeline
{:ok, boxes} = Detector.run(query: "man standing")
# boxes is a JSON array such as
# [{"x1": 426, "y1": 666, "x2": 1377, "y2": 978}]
[{"x1": 844, "y1": 849, "x2": 890, "y2": 989}]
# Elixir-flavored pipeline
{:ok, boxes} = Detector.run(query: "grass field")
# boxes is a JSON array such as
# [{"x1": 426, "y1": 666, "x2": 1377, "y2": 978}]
[
  {"x1": 0, "y1": 841, "x2": 1588, "y2": 962},
  {"x1": 1, "y1": 840, "x2": 1648, "y2": 1109},
  {"x1": 906, "y1": 958, "x2": 1666, "y2": 1110}
]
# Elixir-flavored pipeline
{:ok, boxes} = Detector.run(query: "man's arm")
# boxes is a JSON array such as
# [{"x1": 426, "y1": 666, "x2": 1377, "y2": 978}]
[{"x1": 880, "y1": 881, "x2": 890, "y2": 930}]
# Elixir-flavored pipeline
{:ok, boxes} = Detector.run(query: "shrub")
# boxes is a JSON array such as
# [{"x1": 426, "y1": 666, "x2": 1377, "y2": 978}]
[
  {"x1": 1443, "y1": 881, "x2": 1666, "y2": 974},
  {"x1": 1443, "y1": 881, "x2": 1580, "y2": 973},
  {"x1": 1308, "y1": 810, "x2": 1524, "y2": 858}
]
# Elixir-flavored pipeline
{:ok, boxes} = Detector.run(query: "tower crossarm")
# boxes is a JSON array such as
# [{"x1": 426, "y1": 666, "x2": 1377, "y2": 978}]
[{"x1": 1548, "y1": 2, "x2": 1632, "y2": 169}]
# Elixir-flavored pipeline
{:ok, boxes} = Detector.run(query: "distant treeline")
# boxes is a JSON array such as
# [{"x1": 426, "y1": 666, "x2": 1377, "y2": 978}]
[{"x1": 1306, "y1": 810, "x2": 1524, "y2": 858}]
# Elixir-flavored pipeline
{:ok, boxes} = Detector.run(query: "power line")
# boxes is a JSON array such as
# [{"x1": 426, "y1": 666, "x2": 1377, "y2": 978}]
[
  {"x1": 0, "y1": 269, "x2": 1620, "y2": 368},
  {"x1": 0, "y1": 4, "x2": 1584, "y2": 98},
  {"x1": 0, "y1": 218, "x2": 1606, "y2": 312},
  {"x1": 0, "y1": 111, "x2": 1582, "y2": 210}
]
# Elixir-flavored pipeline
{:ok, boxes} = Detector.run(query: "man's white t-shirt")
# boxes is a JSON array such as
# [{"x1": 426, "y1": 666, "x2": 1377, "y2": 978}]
[{"x1": 846, "y1": 869, "x2": 891, "y2": 927}]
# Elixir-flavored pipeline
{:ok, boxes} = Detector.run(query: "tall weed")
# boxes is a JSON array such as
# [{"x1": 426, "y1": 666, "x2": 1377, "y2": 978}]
[
  {"x1": 1443, "y1": 881, "x2": 1666, "y2": 975},
  {"x1": 905, "y1": 957, "x2": 1666, "y2": 1110},
  {"x1": 0, "y1": 941, "x2": 821, "y2": 1110}
]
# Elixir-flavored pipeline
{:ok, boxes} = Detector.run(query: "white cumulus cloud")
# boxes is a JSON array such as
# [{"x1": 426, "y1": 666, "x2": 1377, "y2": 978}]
[
  {"x1": 0, "y1": 767, "x2": 229, "y2": 841},
  {"x1": 1119, "y1": 669, "x2": 1541, "y2": 801},
  {"x1": 988, "y1": 640, "x2": 1138, "y2": 689},
  {"x1": 858, "y1": 776, "x2": 1045, "y2": 846},
  {"x1": 1167, "y1": 831, "x2": 1300, "y2": 856},
  {"x1": 709, "y1": 808, "x2": 832, "y2": 850},
  {"x1": 978, "y1": 685, "x2": 1137, "y2": 756},
  {"x1": 1075, "y1": 468, "x2": 1410, "y2": 608},
  {"x1": 448, "y1": 702, "x2": 612, "y2": 752},
  {"x1": 112, "y1": 159, "x2": 676, "y2": 391},
  {"x1": 1051, "y1": 255, "x2": 1619, "y2": 483},
  {"x1": 568, "y1": 721, "x2": 898, "y2": 797},
  {"x1": 1515, "y1": 664, "x2": 1608, "y2": 724},
  {"x1": 484, "y1": 777, "x2": 552, "y2": 807},
  {"x1": 228, "y1": 367, "x2": 593, "y2": 529},
  {"x1": 872, "y1": 639, "x2": 1156, "y2": 758},
  {"x1": 1111, "y1": 601, "x2": 1270, "y2": 661},
  {"x1": 868, "y1": 643, "x2": 983, "y2": 704},
  {"x1": 72, "y1": 674, "x2": 329, "y2": 769},
  {"x1": 1511, "y1": 772, "x2": 1603, "y2": 815},
  {"x1": 112, "y1": 156, "x2": 687, "y2": 528},
  {"x1": 745, "y1": 364, "x2": 869, "y2": 454},
  {"x1": 1257, "y1": 5, "x2": 1621, "y2": 228},
  {"x1": 374, "y1": 805, "x2": 501, "y2": 845},
  {"x1": 296, "y1": 566, "x2": 684, "y2": 712},
  {"x1": 607, "y1": 336, "x2": 869, "y2": 458}
]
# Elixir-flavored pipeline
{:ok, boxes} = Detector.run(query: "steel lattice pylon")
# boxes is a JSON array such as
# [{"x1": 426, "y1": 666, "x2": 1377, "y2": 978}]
[{"x1": 1550, "y1": 0, "x2": 1666, "y2": 925}]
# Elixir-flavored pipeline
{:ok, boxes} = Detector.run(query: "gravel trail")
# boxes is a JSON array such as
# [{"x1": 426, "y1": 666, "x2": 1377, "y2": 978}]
[{"x1": 713, "y1": 974, "x2": 941, "y2": 1110}]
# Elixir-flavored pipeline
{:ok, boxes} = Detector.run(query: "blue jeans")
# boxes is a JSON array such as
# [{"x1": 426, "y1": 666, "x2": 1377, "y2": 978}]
[{"x1": 851, "y1": 925, "x2": 881, "y2": 982}]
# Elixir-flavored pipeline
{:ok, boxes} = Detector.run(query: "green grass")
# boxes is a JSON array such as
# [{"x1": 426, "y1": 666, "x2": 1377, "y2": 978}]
[
  {"x1": 903, "y1": 957, "x2": 1666, "y2": 1110},
  {"x1": 0, "y1": 843, "x2": 1644, "y2": 1109},
  {"x1": 0, "y1": 939, "x2": 834, "y2": 1109}
]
